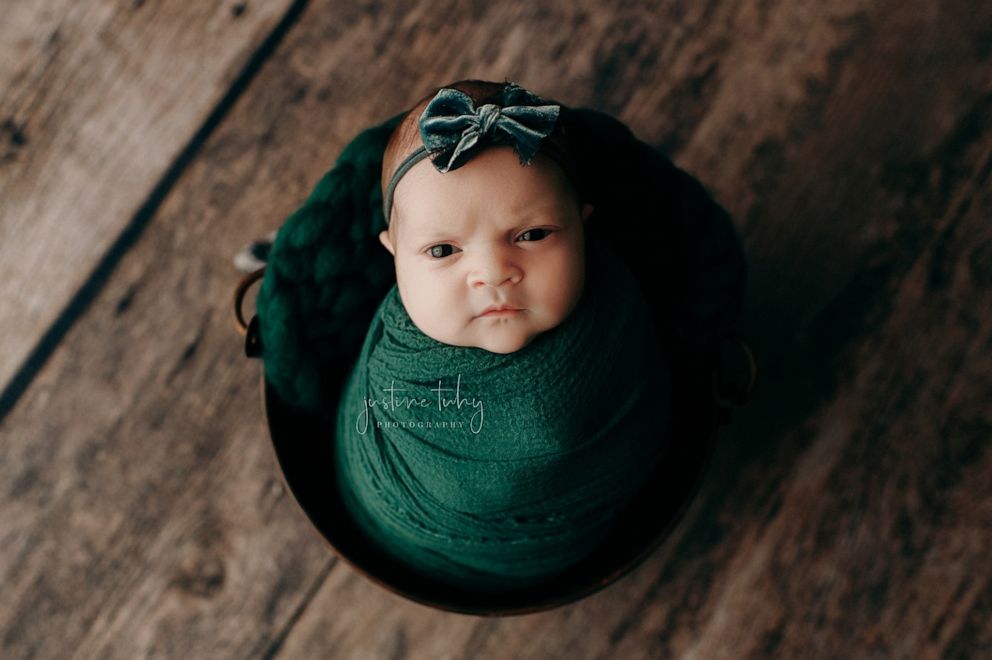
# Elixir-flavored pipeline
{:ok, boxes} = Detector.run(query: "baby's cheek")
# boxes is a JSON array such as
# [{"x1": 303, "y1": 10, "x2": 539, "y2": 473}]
[
  {"x1": 418, "y1": 290, "x2": 470, "y2": 344},
  {"x1": 541, "y1": 254, "x2": 584, "y2": 321}
]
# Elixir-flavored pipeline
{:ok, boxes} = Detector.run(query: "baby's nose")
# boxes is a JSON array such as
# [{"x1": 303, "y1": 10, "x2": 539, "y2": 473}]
[{"x1": 469, "y1": 247, "x2": 522, "y2": 288}]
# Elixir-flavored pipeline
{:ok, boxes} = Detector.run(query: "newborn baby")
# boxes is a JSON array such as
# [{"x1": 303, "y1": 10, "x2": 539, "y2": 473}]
[
  {"x1": 334, "y1": 80, "x2": 672, "y2": 593},
  {"x1": 376, "y1": 126, "x2": 592, "y2": 355}
]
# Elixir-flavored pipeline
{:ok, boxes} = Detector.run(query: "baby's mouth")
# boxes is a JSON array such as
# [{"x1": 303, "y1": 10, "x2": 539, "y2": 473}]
[{"x1": 476, "y1": 305, "x2": 524, "y2": 318}]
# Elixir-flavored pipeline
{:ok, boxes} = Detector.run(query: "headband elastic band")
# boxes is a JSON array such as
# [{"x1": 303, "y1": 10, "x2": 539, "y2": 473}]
[{"x1": 382, "y1": 146, "x2": 429, "y2": 224}]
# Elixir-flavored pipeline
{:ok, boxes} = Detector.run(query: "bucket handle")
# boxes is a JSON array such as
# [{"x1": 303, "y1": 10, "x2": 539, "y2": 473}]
[{"x1": 233, "y1": 267, "x2": 265, "y2": 357}]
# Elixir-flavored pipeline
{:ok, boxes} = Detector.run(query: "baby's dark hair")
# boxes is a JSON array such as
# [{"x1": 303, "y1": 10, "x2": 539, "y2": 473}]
[{"x1": 380, "y1": 79, "x2": 580, "y2": 236}]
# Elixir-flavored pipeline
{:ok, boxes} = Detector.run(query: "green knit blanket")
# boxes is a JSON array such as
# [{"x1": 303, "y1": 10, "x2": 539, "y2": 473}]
[{"x1": 334, "y1": 234, "x2": 671, "y2": 592}]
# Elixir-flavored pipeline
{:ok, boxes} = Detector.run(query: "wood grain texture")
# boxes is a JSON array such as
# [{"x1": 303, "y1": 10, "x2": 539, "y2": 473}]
[
  {"x1": 1, "y1": 0, "x2": 990, "y2": 658},
  {"x1": 0, "y1": 0, "x2": 296, "y2": 394}
]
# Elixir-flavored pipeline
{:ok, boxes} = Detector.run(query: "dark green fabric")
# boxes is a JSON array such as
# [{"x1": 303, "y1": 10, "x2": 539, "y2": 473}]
[
  {"x1": 334, "y1": 234, "x2": 671, "y2": 592},
  {"x1": 256, "y1": 113, "x2": 404, "y2": 412}
]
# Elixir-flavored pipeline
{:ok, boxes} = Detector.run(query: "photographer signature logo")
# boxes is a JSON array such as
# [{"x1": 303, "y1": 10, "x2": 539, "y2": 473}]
[{"x1": 356, "y1": 374, "x2": 485, "y2": 435}]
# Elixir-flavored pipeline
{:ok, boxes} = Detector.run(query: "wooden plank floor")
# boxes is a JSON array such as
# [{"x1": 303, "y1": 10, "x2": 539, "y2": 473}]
[
  {"x1": 0, "y1": 0, "x2": 298, "y2": 403},
  {"x1": 1, "y1": 0, "x2": 989, "y2": 658}
]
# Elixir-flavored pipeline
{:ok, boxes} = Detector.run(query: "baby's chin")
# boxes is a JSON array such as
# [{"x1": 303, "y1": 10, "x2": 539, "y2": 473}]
[
  {"x1": 420, "y1": 323, "x2": 540, "y2": 354},
  {"x1": 470, "y1": 332, "x2": 537, "y2": 354}
]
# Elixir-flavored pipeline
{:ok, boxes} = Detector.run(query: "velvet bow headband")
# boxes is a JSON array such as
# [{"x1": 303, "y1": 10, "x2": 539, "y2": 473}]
[{"x1": 382, "y1": 83, "x2": 573, "y2": 224}]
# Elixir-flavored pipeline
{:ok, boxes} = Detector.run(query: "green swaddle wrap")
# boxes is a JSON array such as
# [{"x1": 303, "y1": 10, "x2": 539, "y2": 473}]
[{"x1": 334, "y1": 233, "x2": 672, "y2": 592}]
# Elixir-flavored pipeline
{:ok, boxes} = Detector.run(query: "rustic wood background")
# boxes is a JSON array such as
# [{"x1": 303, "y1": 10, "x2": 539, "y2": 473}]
[{"x1": 1, "y1": 0, "x2": 989, "y2": 657}]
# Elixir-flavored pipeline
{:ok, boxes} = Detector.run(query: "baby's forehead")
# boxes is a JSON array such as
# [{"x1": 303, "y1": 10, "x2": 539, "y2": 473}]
[
  {"x1": 396, "y1": 188, "x2": 572, "y2": 231},
  {"x1": 399, "y1": 158, "x2": 573, "y2": 207},
  {"x1": 386, "y1": 146, "x2": 582, "y2": 243}
]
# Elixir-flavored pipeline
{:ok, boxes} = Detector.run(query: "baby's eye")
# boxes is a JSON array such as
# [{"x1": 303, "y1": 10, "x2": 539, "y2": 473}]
[
  {"x1": 427, "y1": 244, "x2": 460, "y2": 259},
  {"x1": 517, "y1": 228, "x2": 553, "y2": 242}
]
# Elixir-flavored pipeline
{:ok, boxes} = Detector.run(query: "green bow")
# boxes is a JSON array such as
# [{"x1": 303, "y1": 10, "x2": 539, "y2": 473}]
[{"x1": 419, "y1": 84, "x2": 561, "y2": 172}]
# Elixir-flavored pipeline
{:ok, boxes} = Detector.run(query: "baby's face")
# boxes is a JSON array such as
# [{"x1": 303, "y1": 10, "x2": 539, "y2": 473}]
[{"x1": 379, "y1": 147, "x2": 593, "y2": 353}]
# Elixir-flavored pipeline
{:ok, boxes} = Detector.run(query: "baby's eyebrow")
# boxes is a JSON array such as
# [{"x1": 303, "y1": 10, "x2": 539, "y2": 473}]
[
  {"x1": 403, "y1": 203, "x2": 568, "y2": 243},
  {"x1": 408, "y1": 228, "x2": 461, "y2": 242},
  {"x1": 509, "y1": 198, "x2": 564, "y2": 216}
]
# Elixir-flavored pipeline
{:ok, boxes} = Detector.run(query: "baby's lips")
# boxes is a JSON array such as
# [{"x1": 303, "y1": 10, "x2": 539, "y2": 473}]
[{"x1": 477, "y1": 305, "x2": 524, "y2": 317}]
